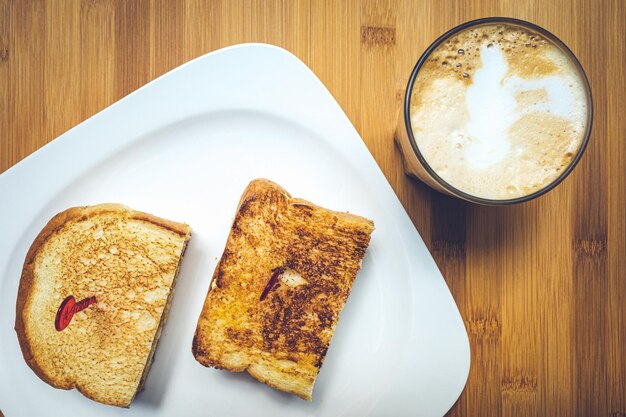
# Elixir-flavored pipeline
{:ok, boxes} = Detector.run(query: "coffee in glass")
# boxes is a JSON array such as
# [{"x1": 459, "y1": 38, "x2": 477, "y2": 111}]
[{"x1": 396, "y1": 18, "x2": 592, "y2": 204}]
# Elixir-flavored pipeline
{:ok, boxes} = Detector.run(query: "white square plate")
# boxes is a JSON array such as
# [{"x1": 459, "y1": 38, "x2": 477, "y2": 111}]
[{"x1": 0, "y1": 44, "x2": 469, "y2": 417}]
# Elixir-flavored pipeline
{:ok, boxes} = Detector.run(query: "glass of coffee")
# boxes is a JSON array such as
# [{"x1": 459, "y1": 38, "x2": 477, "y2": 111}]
[{"x1": 395, "y1": 17, "x2": 593, "y2": 204}]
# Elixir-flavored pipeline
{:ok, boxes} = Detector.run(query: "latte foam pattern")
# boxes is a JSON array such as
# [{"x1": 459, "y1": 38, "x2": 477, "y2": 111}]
[{"x1": 410, "y1": 23, "x2": 588, "y2": 199}]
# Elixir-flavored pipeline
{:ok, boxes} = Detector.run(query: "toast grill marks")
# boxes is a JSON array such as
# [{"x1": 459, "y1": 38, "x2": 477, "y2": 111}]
[
  {"x1": 193, "y1": 179, "x2": 374, "y2": 400},
  {"x1": 15, "y1": 205, "x2": 191, "y2": 407}
]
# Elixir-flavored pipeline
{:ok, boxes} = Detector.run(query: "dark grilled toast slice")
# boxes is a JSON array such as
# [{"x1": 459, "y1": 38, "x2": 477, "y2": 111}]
[
  {"x1": 15, "y1": 204, "x2": 191, "y2": 407},
  {"x1": 192, "y1": 179, "x2": 374, "y2": 400}
]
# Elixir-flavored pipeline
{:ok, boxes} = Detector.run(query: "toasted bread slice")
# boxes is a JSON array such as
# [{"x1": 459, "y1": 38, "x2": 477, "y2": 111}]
[
  {"x1": 15, "y1": 204, "x2": 191, "y2": 407},
  {"x1": 192, "y1": 179, "x2": 374, "y2": 400}
]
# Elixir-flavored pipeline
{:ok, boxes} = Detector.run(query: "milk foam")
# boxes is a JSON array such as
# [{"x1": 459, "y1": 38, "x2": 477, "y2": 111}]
[
  {"x1": 464, "y1": 45, "x2": 582, "y2": 169},
  {"x1": 465, "y1": 45, "x2": 515, "y2": 168},
  {"x1": 410, "y1": 25, "x2": 588, "y2": 199}
]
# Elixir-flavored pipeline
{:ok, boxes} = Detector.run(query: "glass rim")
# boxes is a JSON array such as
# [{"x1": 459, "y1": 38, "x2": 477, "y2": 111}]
[{"x1": 403, "y1": 17, "x2": 594, "y2": 205}]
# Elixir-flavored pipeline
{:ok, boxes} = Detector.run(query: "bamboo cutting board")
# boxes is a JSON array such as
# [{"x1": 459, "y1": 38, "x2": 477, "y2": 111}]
[{"x1": 1, "y1": 1, "x2": 624, "y2": 416}]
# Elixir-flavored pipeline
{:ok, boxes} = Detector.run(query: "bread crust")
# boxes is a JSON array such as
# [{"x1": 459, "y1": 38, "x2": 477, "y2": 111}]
[
  {"x1": 14, "y1": 203, "x2": 191, "y2": 405},
  {"x1": 192, "y1": 179, "x2": 374, "y2": 400}
]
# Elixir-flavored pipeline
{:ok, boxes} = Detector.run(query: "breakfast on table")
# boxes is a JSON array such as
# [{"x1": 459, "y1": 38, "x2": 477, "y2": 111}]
[{"x1": 11, "y1": 17, "x2": 592, "y2": 409}]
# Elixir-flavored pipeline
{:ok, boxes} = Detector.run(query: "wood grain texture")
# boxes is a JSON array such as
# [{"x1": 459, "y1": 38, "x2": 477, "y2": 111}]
[{"x1": 1, "y1": 1, "x2": 625, "y2": 416}]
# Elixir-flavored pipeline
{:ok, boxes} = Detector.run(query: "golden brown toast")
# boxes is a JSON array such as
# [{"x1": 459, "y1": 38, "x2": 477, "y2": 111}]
[
  {"x1": 192, "y1": 179, "x2": 374, "y2": 400},
  {"x1": 15, "y1": 204, "x2": 191, "y2": 407}
]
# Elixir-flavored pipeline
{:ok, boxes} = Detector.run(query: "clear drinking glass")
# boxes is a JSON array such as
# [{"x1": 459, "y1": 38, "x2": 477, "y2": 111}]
[{"x1": 395, "y1": 17, "x2": 593, "y2": 205}]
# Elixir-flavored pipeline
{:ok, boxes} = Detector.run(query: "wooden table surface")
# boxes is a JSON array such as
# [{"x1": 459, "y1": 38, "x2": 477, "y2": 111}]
[{"x1": 1, "y1": 1, "x2": 625, "y2": 416}]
